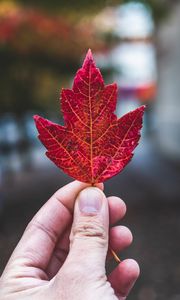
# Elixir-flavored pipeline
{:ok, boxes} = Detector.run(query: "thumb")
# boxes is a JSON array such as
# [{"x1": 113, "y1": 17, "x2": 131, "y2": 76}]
[{"x1": 65, "y1": 187, "x2": 109, "y2": 275}]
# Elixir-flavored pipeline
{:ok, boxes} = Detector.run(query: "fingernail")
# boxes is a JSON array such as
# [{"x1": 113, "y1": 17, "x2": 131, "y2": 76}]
[{"x1": 78, "y1": 187, "x2": 103, "y2": 214}]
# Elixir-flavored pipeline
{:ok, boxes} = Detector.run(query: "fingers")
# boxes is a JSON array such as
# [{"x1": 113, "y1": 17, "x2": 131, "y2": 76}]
[
  {"x1": 108, "y1": 259, "x2": 140, "y2": 299},
  {"x1": 46, "y1": 227, "x2": 71, "y2": 278},
  {"x1": 109, "y1": 225, "x2": 132, "y2": 254},
  {"x1": 47, "y1": 224, "x2": 132, "y2": 278},
  {"x1": 6, "y1": 181, "x2": 97, "y2": 273},
  {"x1": 53, "y1": 181, "x2": 103, "y2": 212},
  {"x1": 57, "y1": 187, "x2": 109, "y2": 281},
  {"x1": 108, "y1": 196, "x2": 126, "y2": 225},
  {"x1": 47, "y1": 195, "x2": 127, "y2": 278}
]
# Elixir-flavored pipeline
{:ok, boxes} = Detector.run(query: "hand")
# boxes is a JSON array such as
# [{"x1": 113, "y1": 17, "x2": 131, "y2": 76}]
[{"x1": 0, "y1": 181, "x2": 139, "y2": 300}]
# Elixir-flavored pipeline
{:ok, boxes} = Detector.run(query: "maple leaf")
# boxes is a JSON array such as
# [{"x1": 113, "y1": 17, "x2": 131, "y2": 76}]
[{"x1": 34, "y1": 50, "x2": 145, "y2": 184}]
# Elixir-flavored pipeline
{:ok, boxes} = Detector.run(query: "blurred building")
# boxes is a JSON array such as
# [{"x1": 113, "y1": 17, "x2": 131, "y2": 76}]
[
  {"x1": 94, "y1": 2, "x2": 157, "y2": 133},
  {"x1": 156, "y1": 4, "x2": 180, "y2": 162}
]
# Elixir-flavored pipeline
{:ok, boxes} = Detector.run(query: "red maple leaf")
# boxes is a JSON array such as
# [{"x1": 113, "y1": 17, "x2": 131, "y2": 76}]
[{"x1": 34, "y1": 50, "x2": 145, "y2": 184}]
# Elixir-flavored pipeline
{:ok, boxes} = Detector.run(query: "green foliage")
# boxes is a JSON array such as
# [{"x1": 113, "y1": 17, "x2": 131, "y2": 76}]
[{"x1": 0, "y1": 49, "x2": 75, "y2": 115}]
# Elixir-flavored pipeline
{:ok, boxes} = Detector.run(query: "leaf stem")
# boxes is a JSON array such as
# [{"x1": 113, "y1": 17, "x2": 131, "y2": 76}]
[{"x1": 110, "y1": 248, "x2": 121, "y2": 263}]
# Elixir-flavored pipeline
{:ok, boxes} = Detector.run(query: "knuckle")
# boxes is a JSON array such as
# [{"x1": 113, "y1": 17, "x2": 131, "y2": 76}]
[{"x1": 72, "y1": 216, "x2": 107, "y2": 246}]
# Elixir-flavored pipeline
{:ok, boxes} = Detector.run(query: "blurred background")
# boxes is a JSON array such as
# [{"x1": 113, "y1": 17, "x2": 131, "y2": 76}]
[{"x1": 0, "y1": 0, "x2": 180, "y2": 299}]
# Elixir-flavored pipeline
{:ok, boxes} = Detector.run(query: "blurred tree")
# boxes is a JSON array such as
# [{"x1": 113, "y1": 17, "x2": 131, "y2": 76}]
[
  {"x1": 0, "y1": 1, "x2": 106, "y2": 115},
  {"x1": 16, "y1": 0, "x2": 173, "y2": 23},
  {"x1": 0, "y1": 0, "x2": 175, "y2": 115}
]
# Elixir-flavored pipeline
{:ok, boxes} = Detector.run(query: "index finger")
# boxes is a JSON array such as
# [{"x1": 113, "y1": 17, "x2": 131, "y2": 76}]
[{"x1": 6, "y1": 181, "x2": 103, "y2": 273}]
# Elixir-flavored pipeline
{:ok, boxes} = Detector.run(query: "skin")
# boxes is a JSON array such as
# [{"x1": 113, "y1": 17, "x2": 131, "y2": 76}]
[{"x1": 0, "y1": 181, "x2": 140, "y2": 300}]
